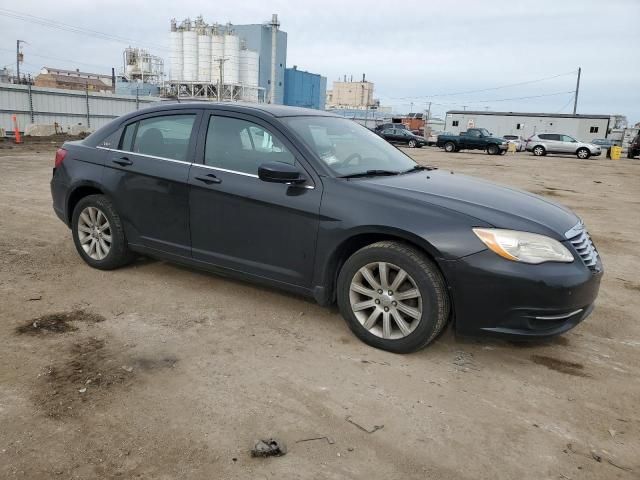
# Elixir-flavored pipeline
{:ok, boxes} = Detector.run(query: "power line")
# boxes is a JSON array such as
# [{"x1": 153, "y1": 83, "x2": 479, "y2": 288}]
[
  {"x1": 380, "y1": 70, "x2": 577, "y2": 101},
  {"x1": 0, "y1": 8, "x2": 168, "y2": 52},
  {"x1": 0, "y1": 47, "x2": 112, "y2": 72}
]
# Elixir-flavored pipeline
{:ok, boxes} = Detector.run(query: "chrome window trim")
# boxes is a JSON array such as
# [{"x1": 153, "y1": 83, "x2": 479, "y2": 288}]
[
  {"x1": 97, "y1": 146, "x2": 315, "y2": 188},
  {"x1": 96, "y1": 146, "x2": 190, "y2": 165}
]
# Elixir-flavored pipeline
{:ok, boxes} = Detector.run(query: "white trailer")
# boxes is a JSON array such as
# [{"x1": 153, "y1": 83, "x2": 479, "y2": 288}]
[{"x1": 444, "y1": 111, "x2": 612, "y2": 143}]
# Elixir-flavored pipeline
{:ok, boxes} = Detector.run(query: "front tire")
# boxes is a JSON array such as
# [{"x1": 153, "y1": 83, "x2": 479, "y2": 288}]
[
  {"x1": 337, "y1": 241, "x2": 450, "y2": 353},
  {"x1": 576, "y1": 148, "x2": 591, "y2": 159},
  {"x1": 487, "y1": 144, "x2": 499, "y2": 155},
  {"x1": 71, "y1": 195, "x2": 135, "y2": 270},
  {"x1": 408, "y1": 140, "x2": 417, "y2": 148},
  {"x1": 444, "y1": 142, "x2": 456, "y2": 153}
]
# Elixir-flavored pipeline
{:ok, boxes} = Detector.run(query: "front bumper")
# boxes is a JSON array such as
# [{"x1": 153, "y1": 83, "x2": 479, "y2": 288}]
[{"x1": 441, "y1": 249, "x2": 603, "y2": 338}]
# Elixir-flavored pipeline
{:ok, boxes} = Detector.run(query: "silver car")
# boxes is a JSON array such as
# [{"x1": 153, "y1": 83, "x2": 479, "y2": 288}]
[{"x1": 525, "y1": 133, "x2": 601, "y2": 159}]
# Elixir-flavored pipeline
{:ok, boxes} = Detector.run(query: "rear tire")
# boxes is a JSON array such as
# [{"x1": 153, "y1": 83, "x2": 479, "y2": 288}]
[
  {"x1": 532, "y1": 145, "x2": 546, "y2": 156},
  {"x1": 337, "y1": 241, "x2": 450, "y2": 353},
  {"x1": 576, "y1": 148, "x2": 591, "y2": 159},
  {"x1": 71, "y1": 195, "x2": 135, "y2": 270},
  {"x1": 444, "y1": 142, "x2": 456, "y2": 153}
]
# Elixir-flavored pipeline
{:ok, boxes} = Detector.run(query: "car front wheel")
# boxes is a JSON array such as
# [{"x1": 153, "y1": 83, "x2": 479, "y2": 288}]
[
  {"x1": 487, "y1": 144, "x2": 499, "y2": 155},
  {"x1": 576, "y1": 148, "x2": 591, "y2": 159},
  {"x1": 408, "y1": 140, "x2": 417, "y2": 148},
  {"x1": 72, "y1": 194, "x2": 135, "y2": 270},
  {"x1": 337, "y1": 241, "x2": 450, "y2": 353}
]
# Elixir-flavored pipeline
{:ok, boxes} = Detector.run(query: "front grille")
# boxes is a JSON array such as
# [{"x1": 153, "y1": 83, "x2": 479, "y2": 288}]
[{"x1": 565, "y1": 223, "x2": 599, "y2": 270}]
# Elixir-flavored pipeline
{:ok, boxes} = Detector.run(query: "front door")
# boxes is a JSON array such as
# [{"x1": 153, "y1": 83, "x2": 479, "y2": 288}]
[
  {"x1": 188, "y1": 112, "x2": 322, "y2": 288},
  {"x1": 102, "y1": 110, "x2": 201, "y2": 257}
]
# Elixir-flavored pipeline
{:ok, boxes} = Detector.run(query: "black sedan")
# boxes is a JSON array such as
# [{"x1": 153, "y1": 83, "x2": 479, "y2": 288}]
[
  {"x1": 50, "y1": 103, "x2": 602, "y2": 353},
  {"x1": 377, "y1": 127, "x2": 427, "y2": 148}
]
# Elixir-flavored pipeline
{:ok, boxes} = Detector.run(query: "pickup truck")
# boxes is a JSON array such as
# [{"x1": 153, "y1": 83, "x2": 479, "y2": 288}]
[{"x1": 437, "y1": 128, "x2": 508, "y2": 155}]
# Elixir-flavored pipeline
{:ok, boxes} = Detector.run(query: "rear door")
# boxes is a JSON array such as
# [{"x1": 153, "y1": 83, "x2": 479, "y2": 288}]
[
  {"x1": 188, "y1": 111, "x2": 322, "y2": 287},
  {"x1": 101, "y1": 109, "x2": 201, "y2": 257}
]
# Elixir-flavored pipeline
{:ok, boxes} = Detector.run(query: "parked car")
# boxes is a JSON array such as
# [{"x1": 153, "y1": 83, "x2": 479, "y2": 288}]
[
  {"x1": 525, "y1": 134, "x2": 601, "y2": 159},
  {"x1": 591, "y1": 138, "x2": 619, "y2": 149},
  {"x1": 626, "y1": 133, "x2": 640, "y2": 159},
  {"x1": 426, "y1": 130, "x2": 449, "y2": 146},
  {"x1": 378, "y1": 127, "x2": 426, "y2": 148},
  {"x1": 51, "y1": 103, "x2": 602, "y2": 353},
  {"x1": 437, "y1": 128, "x2": 508, "y2": 155},
  {"x1": 503, "y1": 135, "x2": 525, "y2": 152},
  {"x1": 374, "y1": 122, "x2": 408, "y2": 133}
]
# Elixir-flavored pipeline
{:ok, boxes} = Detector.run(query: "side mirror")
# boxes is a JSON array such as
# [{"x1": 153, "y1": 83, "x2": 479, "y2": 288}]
[{"x1": 258, "y1": 161, "x2": 306, "y2": 184}]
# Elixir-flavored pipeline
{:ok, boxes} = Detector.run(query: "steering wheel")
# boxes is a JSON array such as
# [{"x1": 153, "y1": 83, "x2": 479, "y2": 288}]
[{"x1": 343, "y1": 152, "x2": 363, "y2": 166}]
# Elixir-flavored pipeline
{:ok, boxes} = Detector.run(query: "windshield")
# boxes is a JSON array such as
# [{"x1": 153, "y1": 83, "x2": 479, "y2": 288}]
[
  {"x1": 283, "y1": 116, "x2": 418, "y2": 177},
  {"x1": 477, "y1": 128, "x2": 491, "y2": 137}
]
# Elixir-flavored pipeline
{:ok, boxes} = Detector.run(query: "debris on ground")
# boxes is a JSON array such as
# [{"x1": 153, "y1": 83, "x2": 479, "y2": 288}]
[
  {"x1": 345, "y1": 415, "x2": 384, "y2": 434},
  {"x1": 452, "y1": 351, "x2": 480, "y2": 371},
  {"x1": 121, "y1": 366, "x2": 134, "y2": 373},
  {"x1": 295, "y1": 436, "x2": 335, "y2": 445},
  {"x1": 15, "y1": 310, "x2": 105, "y2": 335},
  {"x1": 250, "y1": 438, "x2": 287, "y2": 457}
]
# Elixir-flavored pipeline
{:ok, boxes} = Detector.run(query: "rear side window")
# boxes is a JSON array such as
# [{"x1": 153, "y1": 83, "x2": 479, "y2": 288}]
[
  {"x1": 121, "y1": 114, "x2": 196, "y2": 161},
  {"x1": 204, "y1": 116, "x2": 295, "y2": 175}
]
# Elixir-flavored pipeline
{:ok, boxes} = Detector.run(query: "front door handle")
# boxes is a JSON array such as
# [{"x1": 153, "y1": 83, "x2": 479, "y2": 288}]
[
  {"x1": 112, "y1": 156, "x2": 133, "y2": 167},
  {"x1": 194, "y1": 173, "x2": 222, "y2": 185}
]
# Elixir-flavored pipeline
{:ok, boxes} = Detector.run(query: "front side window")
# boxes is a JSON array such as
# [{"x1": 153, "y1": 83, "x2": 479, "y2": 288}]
[
  {"x1": 283, "y1": 116, "x2": 417, "y2": 177},
  {"x1": 122, "y1": 114, "x2": 195, "y2": 161},
  {"x1": 204, "y1": 116, "x2": 295, "y2": 175},
  {"x1": 562, "y1": 135, "x2": 577, "y2": 142}
]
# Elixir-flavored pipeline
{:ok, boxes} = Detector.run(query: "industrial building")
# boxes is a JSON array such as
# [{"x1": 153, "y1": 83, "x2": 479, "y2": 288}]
[
  {"x1": 115, "y1": 47, "x2": 163, "y2": 96},
  {"x1": 283, "y1": 66, "x2": 326, "y2": 110},
  {"x1": 166, "y1": 14, "x2": 285, "y2": 103},
  {"x1": 444, "y1": 111, "x2": 613, "y2": 142},
  {"x1": 34, "y1": 67, "x2": 114, "y2": 93},
  {"x1": 326, "y1": 75, "x2": 376, "y2": 110}
]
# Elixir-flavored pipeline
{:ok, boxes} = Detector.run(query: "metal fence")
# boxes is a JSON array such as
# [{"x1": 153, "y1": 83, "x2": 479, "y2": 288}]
[{"x1": 0, "y1": 83, "x2": 161, "y2": 134}]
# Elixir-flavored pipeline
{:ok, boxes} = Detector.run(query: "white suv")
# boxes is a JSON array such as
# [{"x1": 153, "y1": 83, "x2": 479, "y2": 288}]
[{"x1": 525, "y1": 134, "x2": 602, "y2": 159}]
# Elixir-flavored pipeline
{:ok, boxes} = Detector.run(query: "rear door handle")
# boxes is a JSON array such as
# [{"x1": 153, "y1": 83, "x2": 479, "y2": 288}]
[
  {"x1": 112, "y1": 156, "x2": 133, "y2": 167},
  {"x1": 194, "y1": 173, "x2": 222, "y2": 185}
]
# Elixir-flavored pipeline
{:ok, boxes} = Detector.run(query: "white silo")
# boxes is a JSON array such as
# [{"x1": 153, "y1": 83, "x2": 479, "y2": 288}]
[
  {"x1": 239, "y1": 49, "x2": 259, "y2": 87},
  {"x1": 223, "y1": 33, "x2": 240, "y2": 84},
  {"x1": 168, "y1": 19, "x2": 183, "y2": 81},
  {"x1": 197, "y1": 31, "x2": 211, "y2": 82},
  {"x1": 182, "y1": 26, "x2": 198, "y2": 82},
  {"x1": 210, "y1": 33, "x2": 224, "y2": 83}
]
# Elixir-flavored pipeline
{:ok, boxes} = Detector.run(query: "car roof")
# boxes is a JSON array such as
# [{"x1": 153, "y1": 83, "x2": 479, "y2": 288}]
[{"x1": 125, "y1": 101, "x2": 339, "y2": 119}]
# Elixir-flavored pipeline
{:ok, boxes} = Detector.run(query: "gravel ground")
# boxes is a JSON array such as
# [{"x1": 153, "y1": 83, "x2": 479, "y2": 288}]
[{"x1": 1, "y1": 145, "x2": 638, "y2": 479}]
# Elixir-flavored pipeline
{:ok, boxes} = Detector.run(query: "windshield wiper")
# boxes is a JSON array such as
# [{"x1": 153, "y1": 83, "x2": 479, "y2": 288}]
[
  {"x1": 339, "y1": 169, "x2": 401, "y2": 179},
  {"x1": 401, "y1": 165, "x2": 438, "y2": 174}
]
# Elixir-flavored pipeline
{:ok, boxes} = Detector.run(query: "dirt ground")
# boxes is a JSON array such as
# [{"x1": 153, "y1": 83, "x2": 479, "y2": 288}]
[{"x1": 1, "y1": 144, "x2": 639, "y2": 480}]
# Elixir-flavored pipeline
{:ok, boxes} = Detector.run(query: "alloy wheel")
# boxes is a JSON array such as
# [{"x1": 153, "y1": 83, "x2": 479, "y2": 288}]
[
  {"x1": 77, "y1": 206, "x2": 112, "y2": 260},
  {"x1": 349, "y1": 262, "x2": 423, "y2": 340}
]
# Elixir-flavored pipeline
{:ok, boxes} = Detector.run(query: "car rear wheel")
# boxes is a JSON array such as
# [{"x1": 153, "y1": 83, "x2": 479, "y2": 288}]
[
  {"x1": 444, "y1": 142, "x2": 456, "y2": 153},
  {"x1": 72, "y1": 194, "x2": 135, "y2": 270},
  {"x1": 487, "y1": 144, "x2": 499, "y2": 155},
  {"x1": 533, "y1": 145, "x2": 546, "y2": 156},
  {"x1": 337, "y1": 241, "x2": 450, "y2": 353},
  {"x1": 576, "y1": 148, "x2": 591, "y2": 159},
  {"x1": 408, "y1": 140, "x2": 417, "y2": 148}
]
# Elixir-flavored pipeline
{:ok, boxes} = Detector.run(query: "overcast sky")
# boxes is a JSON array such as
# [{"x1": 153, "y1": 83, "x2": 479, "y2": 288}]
[{"x1": 1, "y1": 0, "x2": 638, "y2": 123}]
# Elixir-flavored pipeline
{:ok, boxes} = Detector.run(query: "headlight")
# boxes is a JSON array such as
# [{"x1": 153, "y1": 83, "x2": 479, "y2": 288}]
[{"x1": 473, "y1": 228, "x2": 574, "y2": 264}]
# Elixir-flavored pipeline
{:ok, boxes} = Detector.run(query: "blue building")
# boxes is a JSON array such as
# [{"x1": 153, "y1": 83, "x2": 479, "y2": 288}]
[
  {"x1": 283, "y1": 66, "x2": 327, "y2": 110},
  {"x1": 233, "y1": 23, "x2": 287, "y2": 104}
]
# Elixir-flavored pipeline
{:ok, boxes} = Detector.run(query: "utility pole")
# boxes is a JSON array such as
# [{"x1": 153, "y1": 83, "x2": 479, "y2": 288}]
[
  {"x1": 16, "y1": 40, "x2": 26, "y2": 81},
  {"x1": 216, "y1": 58, "x2": 228, "y2": 101},
  {"x1": 573, "y1": 67, "x2": 581, "y2": 115},
  {"x1": 269, "y1": 13, "x2": 279, "y2": 104}
]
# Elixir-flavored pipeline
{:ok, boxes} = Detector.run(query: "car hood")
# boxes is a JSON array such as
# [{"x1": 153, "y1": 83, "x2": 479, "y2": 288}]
[{"x1": 360, "y1": 170, "x2": 579, "y2": 240}]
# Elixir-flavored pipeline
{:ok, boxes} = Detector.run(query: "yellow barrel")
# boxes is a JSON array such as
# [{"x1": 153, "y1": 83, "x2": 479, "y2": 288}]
[{"x1": 610, "y1": 145, "x2": 622, "y2": 160}]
